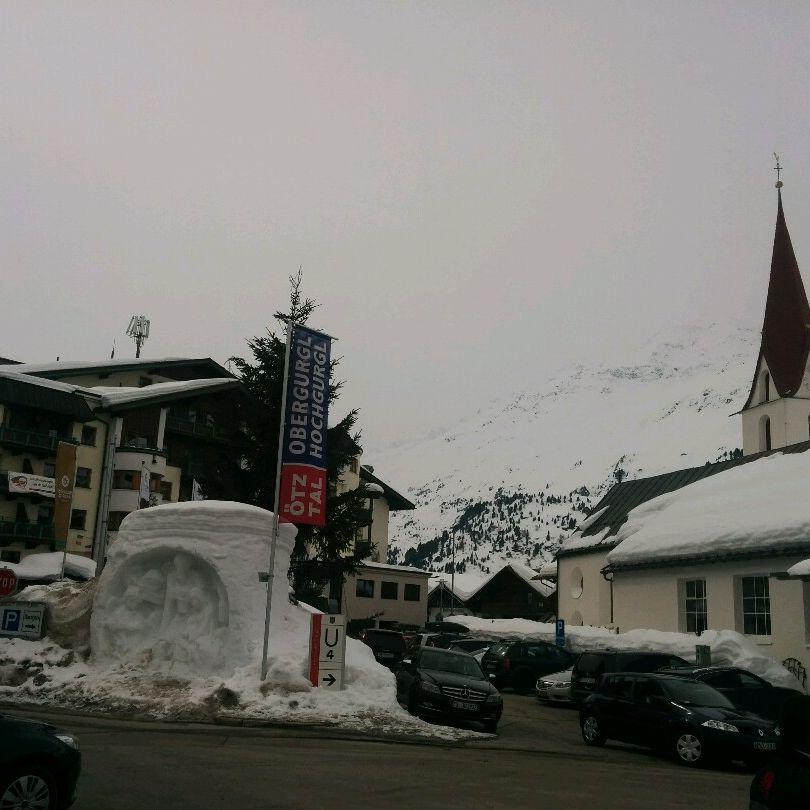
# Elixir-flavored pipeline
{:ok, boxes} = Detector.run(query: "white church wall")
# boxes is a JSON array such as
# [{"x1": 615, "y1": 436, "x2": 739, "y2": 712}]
[
  {"x1": 557, "y1": 550, "x2": 612, "y2": 627},
  {"x1": 612, "y1": 556, "x2": 809, "y2": 675}
]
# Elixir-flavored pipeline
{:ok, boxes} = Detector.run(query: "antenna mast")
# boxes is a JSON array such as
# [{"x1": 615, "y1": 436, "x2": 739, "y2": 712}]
[{"x1": 126, "y1": 315, "x2": 151, "y2": 358}]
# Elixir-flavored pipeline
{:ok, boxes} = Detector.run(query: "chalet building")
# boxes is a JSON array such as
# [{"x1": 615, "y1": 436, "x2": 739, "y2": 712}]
[
  {"x1": 557, "y1": 181, "x2": 810, "y2": 678},
  {"x1": 0, "y1": 358, "x2": 246, "y2": 564},
  {"x1": 427, "y1": 578, "x2": 472, "y2": 622},
  {"x1": 465, "y1": 562, "x2": 556, "y2": 621}
]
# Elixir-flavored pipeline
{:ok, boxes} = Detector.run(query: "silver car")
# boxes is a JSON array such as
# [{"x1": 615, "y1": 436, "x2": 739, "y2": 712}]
[{"x1": 536, "y1": 668, "x2": 573, "y2": 704}]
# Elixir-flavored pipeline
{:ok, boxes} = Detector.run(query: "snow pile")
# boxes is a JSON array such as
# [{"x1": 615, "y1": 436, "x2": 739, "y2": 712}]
[
  {"x1": 607, "y1": 452, "x2": 810, "y2": 568},
  {"x1": 3, "y1": 552, "x2": 96, "y2": 582},
  {"x1": 787, "y1": 559, "x2": 810, "y2": 577},
  {"x1": 452, "y1": 616, "x2": 805, "y2": 690},
  {"x1": 0, "y1": 501, "x2": 482, "y2": 740},
  {"x1": 15, "y1": 579, "x2": 96, "y2": 652}
]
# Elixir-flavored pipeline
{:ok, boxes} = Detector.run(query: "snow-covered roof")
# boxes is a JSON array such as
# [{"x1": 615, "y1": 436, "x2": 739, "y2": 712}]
[
  {"x1": 2, "y1": 357, "x2": 213, "y2": 376},
  {"x1": 94, "y1": 378, "x2": 242, "y2": 409},
  {"x1": 467, "y1": 561, "x2": 555, "y2": 600},
  {"x1": 0, "y1": 368, "x2": 97, "y2": 397},
  {"x1": 787, "y1": 559, "x2": 810, "y2": 578},
  {"x1": 534, "y1": 560, "x2": 558, "y2": 579},
  {"x1": 3, "y1": 552, "x2": 96, "y2": 582},
  {"x1": 357, "y1": 560, "x2": 430, "y2": 576},
  {"x1": 606, "y1": 452, "x2": 810, "y2": 571}
]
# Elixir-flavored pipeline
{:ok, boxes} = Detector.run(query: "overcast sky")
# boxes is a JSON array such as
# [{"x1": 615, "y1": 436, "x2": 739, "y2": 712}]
[{"x1": 3, "y1": 2, "x2": 810, "y2": 453}]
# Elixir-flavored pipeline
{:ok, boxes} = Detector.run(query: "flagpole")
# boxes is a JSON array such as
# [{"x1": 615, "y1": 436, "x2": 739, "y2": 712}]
[{"x1": 260, "y1": 320, "x2": 294, "y2": 681}]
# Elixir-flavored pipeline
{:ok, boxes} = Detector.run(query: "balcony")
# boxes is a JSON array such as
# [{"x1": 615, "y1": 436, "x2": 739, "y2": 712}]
[
  {"x1": 0, "y1": 520, "x2": 62, "y2": 550},
  {"x1": 165, "y1": 416, "x2": 229, "y2": 444},
  {"x1": 0, "y1": 426, "x2": 63, "y2": 456}
]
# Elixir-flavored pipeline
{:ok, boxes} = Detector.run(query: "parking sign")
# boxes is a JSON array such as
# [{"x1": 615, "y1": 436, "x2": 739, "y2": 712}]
[{"x1": 555, "y1": 618, "x2": 565, "y2": 647}]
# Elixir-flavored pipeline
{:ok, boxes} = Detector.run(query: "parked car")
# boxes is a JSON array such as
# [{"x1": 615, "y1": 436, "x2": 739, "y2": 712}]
[
  {"x1": 358, "y1": 628, "x2": 406, "y2": 669},
  {"x1": 656, "y1": 666, "x2": 804, "y2": 724},
  {"x1": 396, "y1": 647, "x2": 503, "y2": 733},
  {"x1": 536, "y1": 668, "x2": 574, "y2": 704},
  {"x1": 482, "y1": 639, "x2": 576, "y2": 693},
  {"x1": 570, "y1": 649, "x2": 691, "y2": 703},
  {"x1": 749, "y1": 694, "x2": 810, "y2": 808},
  {"x1": 424, "y1": 621, "x2": 471, "y2": 634},
  {"x1": 406, "y1": 632, "x2": 469, "y2": 656},
  {"x1": 0, "y1": 713, "x2": 81, "y2": 809},
  {"x1": 448, "y1": 638, "x2": 498, "y2": 656},
  {"x1": 580, "y1": 672, "x2": 779, "y2": 767}
]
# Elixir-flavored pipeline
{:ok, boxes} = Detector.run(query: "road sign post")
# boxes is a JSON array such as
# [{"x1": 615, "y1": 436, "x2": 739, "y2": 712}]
[
  {"x1": 0, "y1": 602, "x2": 46, "y2": 639},
  {"x1": 308, "y1": 614, "x2": 346, "y2": 690},
  {"x1": 555, "y1": 618, "x2": 566, "y2": 647}
]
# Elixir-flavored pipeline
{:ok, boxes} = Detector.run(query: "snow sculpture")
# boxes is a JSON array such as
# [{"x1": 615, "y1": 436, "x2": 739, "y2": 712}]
[{"x1": 91, "y1": 501, "x2": 297, "y2": 677}]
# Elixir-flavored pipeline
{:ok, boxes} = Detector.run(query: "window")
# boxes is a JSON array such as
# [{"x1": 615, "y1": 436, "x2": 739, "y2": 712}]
[
  {"x1": 113, "y1": 470, "x2": 138, "y2": 489},
  {"x1": 349, "y1": 458, "x2": 359, "y2": 474},
  {"x1": 760, "y1": 415, "x2": 772, "y2": 452},
  {"x1": 75, "y1": 467, "x2": 92, "y2": 488},
  {"x1": 37, "y1": 504, "x2": 54, "y2": 525},
  {"x1": 139, "y1": 377, "x2": 153, "y2": 387},
  {"x1": 380, "y1": 581, "x2": 398, "y2": 600},
  {"x1": 81, "y1": 425, "x2": 98, "y2": 446},
  {"x1": 741, "y1": 576, "x2": 771, "y2": 636},
  {"x1": 356, "y1": 579, "x2": 374, "y2": 598},
  {"x1": 69, "y1": 509, "x2": 87, "y2": 531},
  {"x1": 761, "y1": 371, "x2": 770, "y2": 403},
  {"x1": 570, "y1": 566, "x2": 583, "y2": 599},
  {"x1": 684, "y1": 579, "x2": 707, "y2": 634},
  {"x1": 159, "y1": 480, "x2": 173, "y2": 501},
  {"x1": 107, "y1": 511, "x2": 130, "y2": 531},
  {"x1": 43, "y1": 461, "x2": 55, "y2": 478},
  {"x1": 404, "y1": 583, "x2": 421, "y2": 602}
]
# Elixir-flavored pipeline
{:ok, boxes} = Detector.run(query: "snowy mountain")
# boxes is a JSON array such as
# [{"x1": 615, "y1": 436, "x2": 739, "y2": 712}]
[{"x1": 370, "y1": 323, "x2": 758, "y2": 592}]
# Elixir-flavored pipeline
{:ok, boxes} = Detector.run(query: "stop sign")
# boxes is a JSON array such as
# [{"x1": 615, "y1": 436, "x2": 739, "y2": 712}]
[{"x1": 0, "y1": 567, "x2": 18, "y2": 597}]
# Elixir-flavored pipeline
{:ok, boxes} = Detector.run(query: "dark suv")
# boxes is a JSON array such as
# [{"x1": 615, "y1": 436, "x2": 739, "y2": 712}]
[
  {"x1": 571, "y1": 650, "x2": 691, "y2": 703},
  {"x1": 358, "y1": 628, "x2": 406, "y2": 670},
  {"x1": 482, "y1": 639, "x2": 576, "y2": 693}
]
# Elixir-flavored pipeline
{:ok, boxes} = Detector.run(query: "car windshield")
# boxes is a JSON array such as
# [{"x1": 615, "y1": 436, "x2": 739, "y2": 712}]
[
  {"x1": 662, "y1": 678, "x2": 735, "y2": 709},
  {"x1": 420, "y1": 650, "x2": 485, "y2": 678}
]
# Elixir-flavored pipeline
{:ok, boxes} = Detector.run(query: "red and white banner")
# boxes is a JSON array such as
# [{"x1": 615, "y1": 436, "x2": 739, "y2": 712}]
[{"x1": 278, "y1": 325, "x2": 331, "y2": 526}]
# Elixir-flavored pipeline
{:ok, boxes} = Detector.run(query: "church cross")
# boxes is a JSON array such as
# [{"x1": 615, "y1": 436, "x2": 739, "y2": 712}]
[{"x1": 774, "y1": 153, "x2": 783, "y2": 186}]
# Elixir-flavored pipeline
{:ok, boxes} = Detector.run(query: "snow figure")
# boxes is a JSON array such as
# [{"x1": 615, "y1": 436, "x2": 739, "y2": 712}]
[{"x1": 91, "y1": 501, "x2": 297, "y2": 677}]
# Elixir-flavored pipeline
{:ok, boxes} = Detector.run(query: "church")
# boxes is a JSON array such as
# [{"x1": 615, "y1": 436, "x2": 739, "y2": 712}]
[{"x1": 556, "y1": 175, "x2": 810, "y2": 680}]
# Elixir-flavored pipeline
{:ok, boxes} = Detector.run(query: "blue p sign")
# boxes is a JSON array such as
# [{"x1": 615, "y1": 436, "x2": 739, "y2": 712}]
[
  {"x1": 555, "y1": 618, "x2": 565, "y2": 647},
  {"x1": 2, "y1": 609, "x2": 21, "y2": 632}
]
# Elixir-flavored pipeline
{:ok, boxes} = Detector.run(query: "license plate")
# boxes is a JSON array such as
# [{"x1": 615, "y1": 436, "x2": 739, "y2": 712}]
[
  {"x1": 376, "y1": 651, "x2": 394, "y2": 659},
  {"x1": 450, "y1": 700, "x2": 478, "y2": 711},
  {"x1": 753, "y1": 742, "x2": 776, "y2": 751}
]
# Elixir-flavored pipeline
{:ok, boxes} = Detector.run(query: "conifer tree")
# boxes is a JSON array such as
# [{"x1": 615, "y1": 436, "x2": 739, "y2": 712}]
[{"x1": 230, "y1": 271, "x2": 375, "y2": 606}]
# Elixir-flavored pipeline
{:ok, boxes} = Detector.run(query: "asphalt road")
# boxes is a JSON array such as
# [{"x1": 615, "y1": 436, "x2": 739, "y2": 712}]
[{"x1": 8, "y1": 695, "x2": 752, "y2": 809}]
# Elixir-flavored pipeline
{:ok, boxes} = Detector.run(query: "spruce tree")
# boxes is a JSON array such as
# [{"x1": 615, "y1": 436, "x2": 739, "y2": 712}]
[{"x1": 230, "y1": 271, "x2": 375, "y2": 607}]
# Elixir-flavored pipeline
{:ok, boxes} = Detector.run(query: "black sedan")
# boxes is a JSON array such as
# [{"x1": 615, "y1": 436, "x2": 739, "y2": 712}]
[
  {"x1": 580, "y1": 672, "x2": 779, "y2": 767},
  {"x1": 396, "y1": 647, "x2": 503, "y2": 733},
  {"x1": 656, "y1": 666, "x2": 803, "y2": 723},
  {"x1": 0, "y1": 713, "x2": 81, "y2": 809}
]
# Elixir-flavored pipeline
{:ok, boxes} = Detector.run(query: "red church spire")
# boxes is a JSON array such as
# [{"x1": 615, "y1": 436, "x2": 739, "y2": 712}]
[{"x1": 757, "y1": 174, "x2": 810, "y2": 398}]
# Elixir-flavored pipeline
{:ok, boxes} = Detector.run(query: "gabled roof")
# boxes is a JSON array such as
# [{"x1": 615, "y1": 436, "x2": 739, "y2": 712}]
[
  {"x1": 743, "y1": 190, "x2": 810, "y2": 407},
  {"x1": 466, "y1": 562, "x2": 555, "y2": 602},
  {"x1": 360, "y1": 465, "x2": 415, "y2": 511},
  {"x1": 559, "y1": 441, "x2": 810, "y2": 558},
  {"x1": 2, "y1": 357, "x2": 234, "y2": 382}
]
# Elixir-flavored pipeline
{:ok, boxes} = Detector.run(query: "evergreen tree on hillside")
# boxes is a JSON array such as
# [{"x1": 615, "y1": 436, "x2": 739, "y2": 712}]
[{"x1": 230, "y1": 271, "x2": 374, "y2": 605}]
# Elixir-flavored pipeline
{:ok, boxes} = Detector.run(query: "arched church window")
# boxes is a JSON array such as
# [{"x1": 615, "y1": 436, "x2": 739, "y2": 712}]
[
  {"x1": 760, "y1": 415, "x2": 771, "y2": 452},
  {"x1": 761, "y1": 371, "x2": 770, "y2": 403}
]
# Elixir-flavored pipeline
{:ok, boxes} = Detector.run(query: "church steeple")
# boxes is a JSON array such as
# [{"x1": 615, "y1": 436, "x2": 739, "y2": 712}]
[{"x1": 743, "y1": 173, "x2": 810, "y2": 409}]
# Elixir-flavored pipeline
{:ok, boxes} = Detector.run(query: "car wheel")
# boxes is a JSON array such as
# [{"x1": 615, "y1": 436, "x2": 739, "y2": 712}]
[
  {"x1": 483, "y1": 719, "x2": 498, "y2": 734},
  {"x1": 581, "y1": 714, "x2": 606, "y2": 746},
  {"x1": 513, "y1": 670, "x2": 534, "y2": 694},
  {"x1": 0, "y1": 765, "x2": 57, "y2": 810},
  {"x1": 674, "y1": 731, "x2": 704, "y2": 766}
]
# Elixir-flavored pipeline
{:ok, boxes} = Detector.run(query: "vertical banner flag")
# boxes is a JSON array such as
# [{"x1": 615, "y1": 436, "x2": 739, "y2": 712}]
[
  {"x1": 139, "y1": 465, "x2": 151, "y2": 507},
  {"x1": 53, "y1": 441, "x2": 77, "y2": 548},
  {"x1": 278, "y1": 325, "x2": 331, "y2": 526}
]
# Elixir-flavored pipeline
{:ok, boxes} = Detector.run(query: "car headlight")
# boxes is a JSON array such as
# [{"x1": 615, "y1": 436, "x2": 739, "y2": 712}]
[
  {"x1": 701, "y1": 720, "x2": 739, "y2": 733},
  {"x1": 421, "y1": 681, "x2": 441, "y2": 695},
  {"x1": 539, "y1": 680, "x2": 554, "y2": 688},
  {"x1": 53, "y1": 733, "x2": 79, "y2": 750},
  {"x1": 486, "y1": 693, "x2": 503, "y2": 703}
]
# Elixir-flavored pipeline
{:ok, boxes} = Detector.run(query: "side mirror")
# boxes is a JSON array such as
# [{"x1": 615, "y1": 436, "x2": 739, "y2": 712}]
[{"x1": 401, "y1": 658, "x2": 412, "y2": 669}]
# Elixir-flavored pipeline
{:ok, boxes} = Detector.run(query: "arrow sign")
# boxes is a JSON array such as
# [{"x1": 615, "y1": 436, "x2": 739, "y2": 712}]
[
  {"x1": 308, "y1": 614, "x2": 346, "y2": 690},
  {"x1": 322, "y1": 673, "x2": 336, "y2": 687}
]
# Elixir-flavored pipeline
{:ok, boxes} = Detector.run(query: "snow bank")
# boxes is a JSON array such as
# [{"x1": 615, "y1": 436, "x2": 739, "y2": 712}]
[
  {"x1": 3, "y1": 552, "x2": 96, "y2": 582},
  {"x1": 787, "y1": 558, "x2": 810, "y2": 577},
  {"x1": 0, "y1": 501, "x2": 482, "y2": 740},
  {"x1": 452, "y1": 616, "x2": 805, "y2": 690},
  {"x1": 607, "y1": 453, "x2": 810, "y2": 568}
]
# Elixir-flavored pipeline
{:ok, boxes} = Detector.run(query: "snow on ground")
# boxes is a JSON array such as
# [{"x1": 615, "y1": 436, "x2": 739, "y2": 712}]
[
  {"x1": 453, "y1": 616, "x2": 805, "y2": 691},
  {"x1": 2, "y1": 552, "x2": 96, "y2": 581}
]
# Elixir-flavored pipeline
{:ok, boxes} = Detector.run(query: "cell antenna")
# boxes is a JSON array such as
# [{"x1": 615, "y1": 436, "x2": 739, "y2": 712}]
[{"x1": 126, "y1": 315, "x2": 151, "y2": 358}]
